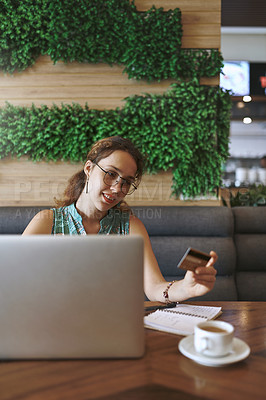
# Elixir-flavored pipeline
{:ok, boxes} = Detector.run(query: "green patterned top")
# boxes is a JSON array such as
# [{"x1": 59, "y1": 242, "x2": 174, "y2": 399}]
[{"x1": 51, "y1": 203, "x2": 130, "y2": 235}]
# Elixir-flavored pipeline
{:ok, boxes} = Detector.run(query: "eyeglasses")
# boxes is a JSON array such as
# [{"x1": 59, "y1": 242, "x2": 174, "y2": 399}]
[{"x1": 95, "y1": 163, "x2": 137, "y2": 195}]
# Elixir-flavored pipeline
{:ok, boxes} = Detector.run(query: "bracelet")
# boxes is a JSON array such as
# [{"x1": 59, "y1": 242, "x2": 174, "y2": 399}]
[{"x1": 163, "y1": 280, "x2": 177, "y2": 304}]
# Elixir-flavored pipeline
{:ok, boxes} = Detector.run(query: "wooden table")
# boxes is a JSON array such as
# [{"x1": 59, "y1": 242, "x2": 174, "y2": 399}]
[{"x1": 0, "y1": 302, "x2": 266, "y2": 400}]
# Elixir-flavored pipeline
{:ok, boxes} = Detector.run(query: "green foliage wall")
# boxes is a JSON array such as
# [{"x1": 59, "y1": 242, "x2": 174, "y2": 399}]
[
  {"x1": 0, "y1": 0, "x2": 223, "y2": 81},
  {"x1": 0, "y1": 0, "x2": 231, "y2": 198},
  {"x1": 0, "y1": 81, "x2": 231, "y2": 198}
]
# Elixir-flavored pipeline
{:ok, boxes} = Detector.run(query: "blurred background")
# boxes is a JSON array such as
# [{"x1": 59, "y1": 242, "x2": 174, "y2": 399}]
[{"x1": 220, "y1": 0, "x2": 266, "y2": 188}]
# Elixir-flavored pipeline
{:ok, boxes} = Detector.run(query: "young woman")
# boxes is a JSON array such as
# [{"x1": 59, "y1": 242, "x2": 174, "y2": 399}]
[{"x1": 23, "y1": 136, "x2": 217, "y2": 302}]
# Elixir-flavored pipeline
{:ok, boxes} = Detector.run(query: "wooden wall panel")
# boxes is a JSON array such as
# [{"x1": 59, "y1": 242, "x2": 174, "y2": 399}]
[
  {"x1": 0, "y1": 59, "x2": 219, "y2": 108},
  {"x1": 0, "y1": 157, "x2": 220, "y2": 207},
  {"x1": 0, "y1": 0, "x2": 222, "y2": 206},
  {"x1": 0, "y1": 58, "x2": 219, "y2": 108}
]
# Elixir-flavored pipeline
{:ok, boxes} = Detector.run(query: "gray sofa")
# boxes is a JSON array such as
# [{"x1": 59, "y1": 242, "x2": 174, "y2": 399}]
[{"x1": 1, "y1": 205, "x2": 266, "y2": 301}]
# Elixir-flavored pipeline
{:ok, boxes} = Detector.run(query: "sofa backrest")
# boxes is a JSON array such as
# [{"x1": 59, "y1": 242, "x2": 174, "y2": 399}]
[
  {"x1": 233, "y1": 207, "x2": 266, "y2": 301},
  {"x1": 1, "y1": 205, "x2": 265, "y2": 301},
  {"x1": 0, "y1": 206, "x2": 48, "y2": 234},
  {"x1": 132, "y1": 206, "x2": 237, "y2": 301}
]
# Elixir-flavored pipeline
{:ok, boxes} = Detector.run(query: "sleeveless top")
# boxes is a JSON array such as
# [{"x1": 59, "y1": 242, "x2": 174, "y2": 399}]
[{"x1": 51, "y1": 203, "x2": 130, "y2": 235}]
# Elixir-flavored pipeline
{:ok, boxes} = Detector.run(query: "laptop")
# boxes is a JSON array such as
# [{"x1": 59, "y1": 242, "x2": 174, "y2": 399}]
[{"x1": 0, "y1": 235, "x2": 145, "y2": 359}]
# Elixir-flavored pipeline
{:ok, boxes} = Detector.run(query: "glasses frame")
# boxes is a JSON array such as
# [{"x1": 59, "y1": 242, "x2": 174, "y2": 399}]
[{"x1": 94, "y1": 162, "x2": 137, "y2": 195}]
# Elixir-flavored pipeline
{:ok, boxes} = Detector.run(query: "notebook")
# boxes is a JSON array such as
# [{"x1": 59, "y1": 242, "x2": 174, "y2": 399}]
[
  {"x1": 144, "y1": 304, "x2": 222, "y2": 336},
  {"x1": 0, "y1": 234, "x2": 144, "y2": 359}
]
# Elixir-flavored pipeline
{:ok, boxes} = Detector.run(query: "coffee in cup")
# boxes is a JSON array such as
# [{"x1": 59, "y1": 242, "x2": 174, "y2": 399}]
[
  {"x1": 194, "y1": 321, "x2": 234, "y2": 357},
  {"x1": 200, "y1": 326, "x2": 228, "y2": 333}
]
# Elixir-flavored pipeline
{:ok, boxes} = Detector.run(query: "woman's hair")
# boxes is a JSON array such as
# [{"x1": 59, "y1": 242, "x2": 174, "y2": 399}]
[{"x1": 55, "y1": 136, "x2": 144, "y2": 207}]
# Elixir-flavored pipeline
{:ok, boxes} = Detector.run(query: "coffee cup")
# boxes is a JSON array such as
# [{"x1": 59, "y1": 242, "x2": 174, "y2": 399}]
[{"x1": 194, "y1": 321, "x2": 234, "y2": 358}]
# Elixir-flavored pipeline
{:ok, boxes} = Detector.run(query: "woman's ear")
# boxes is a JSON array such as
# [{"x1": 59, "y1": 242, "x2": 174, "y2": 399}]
[{"x1": 84, "y1": 160, "x2": 93, "y2": 178}]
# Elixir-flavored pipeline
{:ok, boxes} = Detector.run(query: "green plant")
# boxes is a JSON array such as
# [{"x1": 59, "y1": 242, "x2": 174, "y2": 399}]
[
  {"x1": 0, "y1": 0, "x2": 47, "y2": 72},
  {"x1": 0, "y1": 0, "x2": 223, "y2": 81},
  {"x1": 0, "y1": 81, "x2": 231, "y2": 198},
  {"x1": 222, "y1": 185, "x2": 266, "y2": 207}
]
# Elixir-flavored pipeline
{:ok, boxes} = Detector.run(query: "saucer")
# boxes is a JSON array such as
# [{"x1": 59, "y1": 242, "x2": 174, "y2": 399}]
[{"x1": 178, "y1": 335, "x2": 250, "y2": 367}]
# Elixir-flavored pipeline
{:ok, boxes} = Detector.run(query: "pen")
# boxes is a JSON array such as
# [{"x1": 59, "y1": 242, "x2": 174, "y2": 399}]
[{"x1": 145, "y1": 302, "x2": 177, "y2": 312}]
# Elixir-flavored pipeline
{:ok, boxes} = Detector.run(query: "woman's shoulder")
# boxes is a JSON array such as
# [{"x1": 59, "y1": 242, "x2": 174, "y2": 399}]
[
  {"x1": 129, "y1": 214, "x2": 148, "y2": 235},
  {"x1": 22, "y1": 209, "x2": 54, "y2": 235}
]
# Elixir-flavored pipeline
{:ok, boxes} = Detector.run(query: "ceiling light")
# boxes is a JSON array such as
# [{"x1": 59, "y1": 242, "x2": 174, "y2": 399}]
[
  {"x1": 243, "y1": 117, "x2": 252, "y2": 124},
  {"x1": 243, "y1": 95, "x2": 252, "y2": 102}
]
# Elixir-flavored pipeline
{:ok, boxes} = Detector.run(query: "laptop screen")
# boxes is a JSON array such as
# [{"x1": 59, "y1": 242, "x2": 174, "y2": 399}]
[{"x1": 0, "y1": 235, "x2": 145, "y2": 359}]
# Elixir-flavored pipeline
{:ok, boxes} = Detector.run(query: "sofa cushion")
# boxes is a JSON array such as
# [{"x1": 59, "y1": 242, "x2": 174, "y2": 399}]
[
  {"x1": 233, "y1": 207, "x2": 266, "y2": 301},
  {"x1": 233, "y1": 208, "x2": 266, "y2": 272},
  {"x1": 191, "y1": 276, "x2": 238, "y2": 301},
  {"x1": 150, "y1": 236, "x2": 236, "y2": 277},
  {"x1": 234, "y1": 234, "x2": 266, "y2": 272},
  {"x1": 165, "y1": 275, "x2": 238, "y2": 301},
  {"x1": 236, "y1": 272, "x2": 266, "y2": 301},
  {"x1": 133, "y1": 206, "x2": 236, "y2": 301}
]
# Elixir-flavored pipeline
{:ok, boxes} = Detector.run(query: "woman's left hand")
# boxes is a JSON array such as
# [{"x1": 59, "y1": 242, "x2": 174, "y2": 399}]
[{"x1": 182, "y1": 251, "x2": 218, "y2": 298}]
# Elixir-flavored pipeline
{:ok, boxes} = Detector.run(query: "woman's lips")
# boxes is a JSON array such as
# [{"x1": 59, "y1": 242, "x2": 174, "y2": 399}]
[{"x1": 102, "y1": 193, "x2": 116, "y2": 204}]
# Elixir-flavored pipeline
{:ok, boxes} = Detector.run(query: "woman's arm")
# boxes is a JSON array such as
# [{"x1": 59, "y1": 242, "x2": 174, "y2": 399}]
[
  {"x1": 129, "y1": 215, "x2": 217, "y2": 302},
  {"x1": 22, "y1": 210, "x2": 54, "y2": 235}
]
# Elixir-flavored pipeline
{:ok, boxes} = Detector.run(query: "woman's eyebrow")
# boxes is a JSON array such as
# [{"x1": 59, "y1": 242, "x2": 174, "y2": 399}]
[{"x1": 107, "y1": 165, "x2": 135, "y2": 180}]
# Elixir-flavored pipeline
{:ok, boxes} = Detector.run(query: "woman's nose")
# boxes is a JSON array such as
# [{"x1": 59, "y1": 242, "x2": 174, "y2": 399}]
[{"x1": 110, "y1": 177, "x2": 123, "y2": 193}]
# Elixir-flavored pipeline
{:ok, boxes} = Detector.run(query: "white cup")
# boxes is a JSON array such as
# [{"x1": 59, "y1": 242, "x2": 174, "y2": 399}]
[
  {"x1": 235, "y1": 168, "x2": 248, "y2": 183},
  {"x1": 194, "y1": 321, "x2": 234, "y2": 358},
  {"x1": 248, "y1": 168, "x2": 258, "y2": 184},
  {"x1": 257, "y1": 168, "x2": 266, "y2": 185}
]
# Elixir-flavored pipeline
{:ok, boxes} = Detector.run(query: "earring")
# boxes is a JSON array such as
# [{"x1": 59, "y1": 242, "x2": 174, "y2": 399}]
[{"x1": 85, "y1": 179, "x2": 89, "y2": 194}]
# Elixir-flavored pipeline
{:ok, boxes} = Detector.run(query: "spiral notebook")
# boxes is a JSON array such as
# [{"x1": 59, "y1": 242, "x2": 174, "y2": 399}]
[{"x1": 144, "y1": 304, "x2": 222, "y2": 336}]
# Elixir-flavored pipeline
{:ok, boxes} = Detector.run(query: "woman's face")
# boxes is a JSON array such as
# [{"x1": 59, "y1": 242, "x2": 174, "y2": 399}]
[{"x1": 85, "y1": 150, "x2": 137, "y2": 213}]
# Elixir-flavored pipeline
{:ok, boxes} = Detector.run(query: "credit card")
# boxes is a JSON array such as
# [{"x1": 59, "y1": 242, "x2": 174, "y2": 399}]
[{"x1": 177, "y1": 247, "x2": 211, "y2": 272}]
